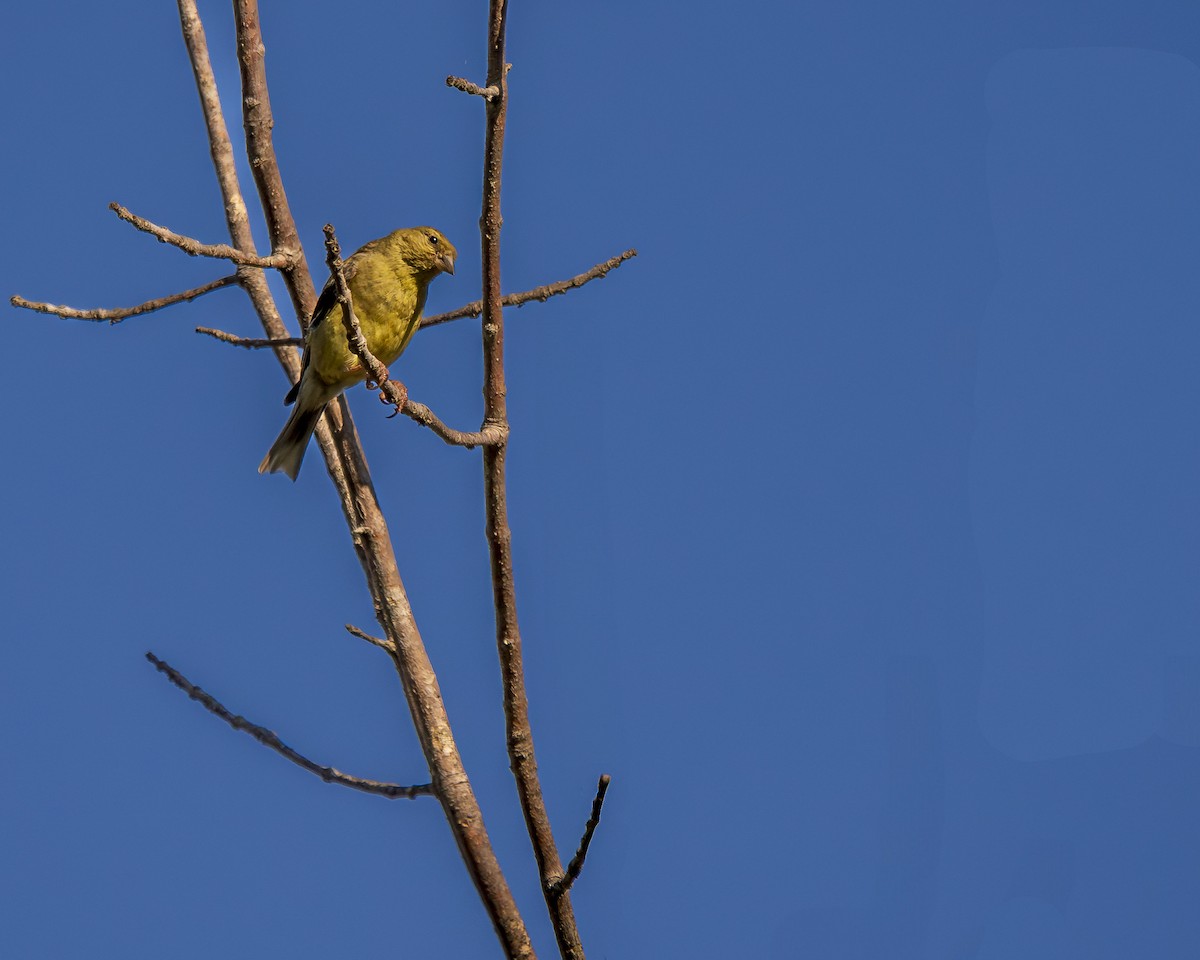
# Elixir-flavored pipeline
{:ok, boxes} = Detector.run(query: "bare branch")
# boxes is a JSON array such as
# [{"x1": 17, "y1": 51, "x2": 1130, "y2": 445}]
[
  {"x1": 551, "y1": 775, "x2": 612, "y2": 898},
  {"x1": 11, "y1": 275, "x2": 238, "y2": 323},
  {"x1": 420, "y1": 249, "x2": 639, "y2": 329},
  {"x1": 109, "y1": 202, "x2": 294, "y2": 269},
  {"x1": 345, "y1": 623, "x2": 393, "y2": 653},
  {"x1": 232, "y1": 0, "x2": 318, "y2": 327},
  {"x1": 196, "y1": 325, "x2": 303, "y2": 349},
  {"x1": 447, "y1": 74, "x2": 499, "y2": 100},
  {"x1": 145, "y1": 652, "x2": 433, "y2": 800},
  {"x1": 474, "y1": 2, "x2": 588, "y2": 956},
  {"x1": 402, "y1": 401, "x2": 505, "y2": 448}
]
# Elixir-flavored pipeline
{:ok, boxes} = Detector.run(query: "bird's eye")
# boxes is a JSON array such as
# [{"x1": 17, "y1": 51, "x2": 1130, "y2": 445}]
[{"x1": 428, "y1": 234, "x2": 439, "y2": 245}]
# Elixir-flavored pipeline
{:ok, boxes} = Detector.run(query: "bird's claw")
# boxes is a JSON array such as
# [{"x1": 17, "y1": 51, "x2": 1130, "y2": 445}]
[{"x1": 380, "y1": 378, "x2": 408, "y2": 418}]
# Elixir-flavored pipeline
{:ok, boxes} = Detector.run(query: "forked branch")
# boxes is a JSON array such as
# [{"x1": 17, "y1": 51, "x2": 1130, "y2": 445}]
[
  {"x1": 224, "y1": 4, "x2": 535, "y2": 957},
  {"x1": 109, "y1": 202, "x2": 295, "y2": 268}
]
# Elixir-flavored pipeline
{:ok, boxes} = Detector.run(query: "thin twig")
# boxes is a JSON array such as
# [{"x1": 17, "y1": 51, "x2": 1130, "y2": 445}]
[
  {"x1": 403, "y1": 401, "x2": 504, "y2": 448},
  {"x1": 196, "y1": 325, "x2": 303, "y2": 349},
  {"x1": 551, "y1": 775, "x2": 612, "y2": 897},
  {"x1": 109, "y1": 202, "x2": 294, "y2": 269},
  {"x1": 446, "y1": 74, "x2": 499, "y2": 100},
  {"x1": 145, "y1": 652, "x2": 432, "y2": 799},
  {"x1": 345, "y1": 623, "x2": 394, "y2": 652},
  {"x1": 475, "y1": 3, "x2": 587, "y2": 958},
  {"x1": 10, "y1": 275, "x2": 238, "y2": 324},
  {"x1": 420, "y1": 249, "x2": 638, "y2": 329}
]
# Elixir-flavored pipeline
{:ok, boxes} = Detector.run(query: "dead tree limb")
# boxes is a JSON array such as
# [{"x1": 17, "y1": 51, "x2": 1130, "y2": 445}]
[{"x1": 472, "y1": 3, "x2": 588, "y2": 957}]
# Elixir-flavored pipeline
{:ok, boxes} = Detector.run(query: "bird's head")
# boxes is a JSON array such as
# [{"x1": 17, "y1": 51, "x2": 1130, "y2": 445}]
[{"x1": 388, "y1": 226, "x2": 457, "y2": 278}]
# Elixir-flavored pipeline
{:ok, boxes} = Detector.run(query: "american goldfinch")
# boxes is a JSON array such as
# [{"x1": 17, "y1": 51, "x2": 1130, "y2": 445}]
[{"x1": 259, "y1": 226, "x2": 456, "y2": 479}]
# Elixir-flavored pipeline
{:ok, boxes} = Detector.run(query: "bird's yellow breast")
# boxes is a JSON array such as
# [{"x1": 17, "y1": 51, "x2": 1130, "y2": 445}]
[{"x1": 307, "y1": 254, "x2": 429, "y2": 391}]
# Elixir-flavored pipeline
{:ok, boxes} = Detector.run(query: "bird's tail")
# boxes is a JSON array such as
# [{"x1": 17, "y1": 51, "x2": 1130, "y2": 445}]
[{"x1": 258, "y1": 400, "x2": 327, "y2": 480}]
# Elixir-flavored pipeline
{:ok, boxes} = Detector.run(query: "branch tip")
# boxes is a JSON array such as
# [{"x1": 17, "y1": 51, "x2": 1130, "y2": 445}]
[
  {"x1": 345, "y1": 623, "x2": 395, "y2": 653},
  {"x1": 446, "y1": 75, "x2": 499, "y2": 100},
  {"x1": 551, "y1": 774, "x2": 613, "y2": 897}
]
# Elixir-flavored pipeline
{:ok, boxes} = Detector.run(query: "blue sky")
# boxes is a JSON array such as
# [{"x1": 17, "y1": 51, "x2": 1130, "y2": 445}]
[{"x1": 3, "y1": 1, "x2": 1199, "y2": 957}]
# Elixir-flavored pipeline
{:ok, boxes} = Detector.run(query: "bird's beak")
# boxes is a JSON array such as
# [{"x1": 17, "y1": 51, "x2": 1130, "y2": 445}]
[{"x1": 436, "y1": 253, "x2": 455, "y2": 276}]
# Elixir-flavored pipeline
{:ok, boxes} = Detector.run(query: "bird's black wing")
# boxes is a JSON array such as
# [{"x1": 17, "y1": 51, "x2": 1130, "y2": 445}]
[
  {"x1": 306, "y1": 276, "x2": 339, "y2": 334},
  {"x1": 308, "y1": 252, "x2": 363, "y2": 332}
]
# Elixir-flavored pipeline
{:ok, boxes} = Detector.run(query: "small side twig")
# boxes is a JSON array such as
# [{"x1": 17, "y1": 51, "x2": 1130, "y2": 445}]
[
  {"x1": 550, "y1": 775, "x2": 613, "y2": 898},
  {"x1": 403, "y1": 401, "x2": 504, "y2": 448},
  {"x1": 11, "y1": 274, "x2": 239, "y2": 324},
  {"x1": 145, "y1": 652, "x2": 432, "y2": 800},
  {"x1": 446, "y1": 75, "x2": 499, "y2": 100},
  {"x1": 345, "y1": 622, "x2": 394, "y2": 653},
  {"x1": 110, "y1": 203, "x2": 295, "y2": 269},
  {"x1": 196, "y1": 325, "x2": 303, "y2": 349},
  {"x1": 421, "y1": 249, "x2": 638, "y2": 329}
]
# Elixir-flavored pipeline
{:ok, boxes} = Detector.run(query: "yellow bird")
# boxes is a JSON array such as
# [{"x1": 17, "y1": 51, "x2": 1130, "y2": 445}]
[{"x1": 259, "y1": 226, "x2": 456, "y2": 479}]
